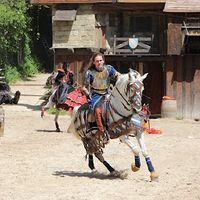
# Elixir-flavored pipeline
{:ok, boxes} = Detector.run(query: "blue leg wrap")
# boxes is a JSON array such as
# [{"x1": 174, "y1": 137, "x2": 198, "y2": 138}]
[
  {"x1": 135, "y1": 155, "x2": 141, "y2": 168},
  {"x1": 145, "y1": 157, "x2": 154, "y2": 172}
]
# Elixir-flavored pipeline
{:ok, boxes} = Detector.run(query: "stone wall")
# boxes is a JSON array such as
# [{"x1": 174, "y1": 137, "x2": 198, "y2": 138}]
[{"x1": 52, "y1": 5, "x2": 96, "y2": 49}]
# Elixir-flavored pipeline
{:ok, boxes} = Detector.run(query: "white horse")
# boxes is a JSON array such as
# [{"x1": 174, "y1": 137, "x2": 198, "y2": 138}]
[{"x1": 68, "y1": 69, "x2": 159, "y2": 181}]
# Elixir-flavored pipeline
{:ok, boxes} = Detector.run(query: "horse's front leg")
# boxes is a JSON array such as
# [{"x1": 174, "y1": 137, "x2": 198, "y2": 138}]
[
  {"x1": 88, "y1": 154, "x2": 96, "y2": 172},
  {"x1": 136, "y1": 132, "x2": 159, "y2": 181},
  {"x1": 54, "y1": 109, "x2": 61, "y2": 132},
  {"x1": 119, "y1": 135, "x2": 141, "y2": 172}
]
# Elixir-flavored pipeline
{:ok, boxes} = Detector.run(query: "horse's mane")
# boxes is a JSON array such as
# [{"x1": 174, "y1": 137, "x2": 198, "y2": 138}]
[
  {"x1": 113, "y1": 70, "x2": 141, "y2": 90},
  {"x1": 115, "y1": 70, "x2": 141, "y2": 84}
]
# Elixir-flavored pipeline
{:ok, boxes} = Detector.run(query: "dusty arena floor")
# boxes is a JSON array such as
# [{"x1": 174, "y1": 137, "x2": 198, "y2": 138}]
[{"x1": 0, "y1": 74, "x2": 200, "y2": 200}]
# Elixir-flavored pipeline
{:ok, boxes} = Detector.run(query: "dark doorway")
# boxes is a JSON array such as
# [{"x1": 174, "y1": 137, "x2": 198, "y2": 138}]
[{"x1": 143, "y1": 61, "x2": 164, "y2": 115}]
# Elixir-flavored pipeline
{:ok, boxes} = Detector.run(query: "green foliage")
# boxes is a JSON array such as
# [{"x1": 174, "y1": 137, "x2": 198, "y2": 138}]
[
  {"x1": 19, "y1": 33, "x2": 41, "y2": 77},
  {"x1": 21, "y1": 57, "x2": 41, "y2": 77},
  {"x1": 4, "y1": 65, "x2": 21, "y2": 84},
  {"x1": 47, "y1": 108, "x2": 68, "y2": 116},
  {"x1": 0, "y1": 1, "x2": 27, "y2": 60},
  {"x1": 0, "y1": 0, "x2": 43, "y2": 83}
]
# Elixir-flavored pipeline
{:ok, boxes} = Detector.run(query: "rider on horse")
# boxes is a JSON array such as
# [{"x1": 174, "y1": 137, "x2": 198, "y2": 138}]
[
  {"x1": 82, "y1": 52, "x2": 120, "y2": 144},
  {"x1": 44, "y1": 61, "x2": 75, "y2": 109},
  {"x1": 53, "y1": 61, "x2": 75, "y2": 105}
]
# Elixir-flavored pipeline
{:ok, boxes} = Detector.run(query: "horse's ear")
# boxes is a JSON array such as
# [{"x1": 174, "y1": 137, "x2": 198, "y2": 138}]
[
  {"x1": 141, "y1": 73, "x2": 148, "y2": 81},
  {"x1": 129, "y1": 68, "x2": 137, "y2": 81},
  {"x1": 129, "y1": 68, "x2": 134, "y2": 73},
  {"x1": 128, "y1": 70, "x2": 132, "y2": 80},
  {"x1": 128, "y1": 70, "x2": 134, "y2": 81}
]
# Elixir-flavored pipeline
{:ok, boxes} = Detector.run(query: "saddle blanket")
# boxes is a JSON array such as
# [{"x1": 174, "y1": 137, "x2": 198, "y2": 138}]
[{"x1": 65, "y1": 88, "x2": 88, "y2": 111}]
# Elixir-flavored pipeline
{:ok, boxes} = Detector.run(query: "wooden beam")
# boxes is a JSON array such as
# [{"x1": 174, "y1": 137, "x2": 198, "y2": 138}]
[
  {"x1": 118, "y1": 0, "x2": 165, "y2": 2},
  {"x1": 53, "y1": 10, "x2": 77, "y2": 21},
  {"x1": 31, "y1": 0, "x2": 113, "y2": 4},
  {"x1": 164, "y1": 0, "x2": 200, "y2": 13}
]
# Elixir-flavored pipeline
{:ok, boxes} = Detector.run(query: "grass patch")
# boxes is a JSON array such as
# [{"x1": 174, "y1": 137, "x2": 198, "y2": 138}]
[{"x1": 46, "y1": 107, "x2": 69, "y2": 116}]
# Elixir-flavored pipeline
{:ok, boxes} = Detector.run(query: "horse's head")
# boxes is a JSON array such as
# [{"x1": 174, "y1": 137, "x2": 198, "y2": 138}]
[{"x1": 127, "y1": 69, "x2": 148, "y2": 112}]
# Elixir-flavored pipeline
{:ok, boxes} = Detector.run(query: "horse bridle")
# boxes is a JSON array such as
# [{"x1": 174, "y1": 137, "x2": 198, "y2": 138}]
[
  {"x1": 109, "y1": 78, "x2": 144, "y2": 118},
  {"x1": 127, "y1": 80, "x2": 144, "y2": 112}
]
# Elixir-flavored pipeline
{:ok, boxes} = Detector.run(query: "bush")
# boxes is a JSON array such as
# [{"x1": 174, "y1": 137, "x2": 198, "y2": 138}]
[
  {"x1": 4, "y1": 65, "x2": 21, "y2": 84},
  {"x1": 20, "y1": 57, "x2": 41, "y2": 77}
]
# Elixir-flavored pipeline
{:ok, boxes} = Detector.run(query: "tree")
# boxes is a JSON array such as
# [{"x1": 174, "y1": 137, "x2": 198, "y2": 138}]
[
  {"x1": 0, "y1": 0, "x2": 40, "y2": 83},
  {"x1": 0, "y1": 0, "x2": 27, "y2": 66}
]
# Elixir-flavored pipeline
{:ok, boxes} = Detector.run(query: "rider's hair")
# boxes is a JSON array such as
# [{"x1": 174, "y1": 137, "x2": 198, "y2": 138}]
[
  {"x1": 55, "y1": 62, "x2": 63, "y2": 71},
  {"x1": 88, "y1": 52, "x2": 105, "y2": 70}
]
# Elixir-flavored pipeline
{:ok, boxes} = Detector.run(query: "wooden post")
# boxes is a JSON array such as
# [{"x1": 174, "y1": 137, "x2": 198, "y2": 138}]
[
  {"x1": 113, "y1": 34, "x2": 116, "y2": 55},
  {"x1": 0, "y1": 106, "x2": 5, "y2": 137}
]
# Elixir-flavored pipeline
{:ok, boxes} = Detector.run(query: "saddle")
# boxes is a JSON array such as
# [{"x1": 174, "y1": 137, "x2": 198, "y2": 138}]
[{"x1": 77, "y1": 100, "x2": 131, "y2": 139}]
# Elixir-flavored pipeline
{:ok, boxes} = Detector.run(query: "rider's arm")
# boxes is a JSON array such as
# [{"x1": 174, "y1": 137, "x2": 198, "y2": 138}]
[
  {"x1": 82, "y1": 70, "x2": 93, "y2": 97},
  {"x1": 107, "y1": 65, "x2": 120, "y2": 86}
]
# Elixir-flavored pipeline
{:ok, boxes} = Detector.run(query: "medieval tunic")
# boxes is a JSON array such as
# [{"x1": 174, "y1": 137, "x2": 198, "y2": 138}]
[{"x1": 84, "y1": 65, "x2": 117, "y2": 109}]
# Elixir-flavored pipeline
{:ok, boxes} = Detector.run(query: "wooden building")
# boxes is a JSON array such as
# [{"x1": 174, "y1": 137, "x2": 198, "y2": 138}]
[{"x1": 31, "y1": 0, "x2": 200, "y2": 119}]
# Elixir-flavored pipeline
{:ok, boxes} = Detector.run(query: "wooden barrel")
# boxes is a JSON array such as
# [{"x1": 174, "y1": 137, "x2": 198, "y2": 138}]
[
  {"x1": 161, "y1": 97, "x2": 177, "y2": 118},
  {"x1": 0, "y1": 106, "x2": 5, "y2": 137}
]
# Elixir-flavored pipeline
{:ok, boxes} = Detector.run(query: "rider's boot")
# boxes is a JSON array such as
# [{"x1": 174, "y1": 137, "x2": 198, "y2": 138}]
[
  {"x1": 95, "y1": 107, "x2": 109, "y2": 145},
  {"x1": 11, "y1": 91, "x2": 21, "y2": 104}
]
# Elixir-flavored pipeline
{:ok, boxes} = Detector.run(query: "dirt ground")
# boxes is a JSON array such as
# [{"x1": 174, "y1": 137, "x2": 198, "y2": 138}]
[{"x1": 0, "y1": 73, "x2": 200, "y2": 200}]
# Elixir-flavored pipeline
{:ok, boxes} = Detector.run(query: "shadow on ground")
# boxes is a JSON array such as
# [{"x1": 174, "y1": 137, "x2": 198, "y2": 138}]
[
  {"x1": 17, "y1": 103, "x2": 41, "y2": 111},
  {"x1": 36, "y1": 129, "x2": 63, "y2": 133},
  {"x1": 52, "y1": 170, "x2": 124, "y2": 180}
]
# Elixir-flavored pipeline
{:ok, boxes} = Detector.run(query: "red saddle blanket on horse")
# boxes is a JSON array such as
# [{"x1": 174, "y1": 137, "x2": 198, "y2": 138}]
[{"x1": 65, "y1": 88, "x2": 88, "y2": 111}]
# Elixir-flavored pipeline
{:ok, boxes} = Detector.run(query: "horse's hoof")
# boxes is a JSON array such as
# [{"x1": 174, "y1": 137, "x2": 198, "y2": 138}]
[
  {"x1": 109, "y1": 170, "x2": 128, "y2": 180},
  {"x1": 119, "y1": 169, "x2": 128, "y2": 180},
  {"x1": 56, "y1": 129, "x2": 61, "y2": 132},
  {"x1": 150, "y1": 171, "x2": 159, "y2": 181},
  {"x1": 109, "y1": 170, "x2": 120, "y2": 178},
  {"x1": 131, "y1": 164, "x2": 140, "y2": 172},
  {"x1": 91, "y1": 169, "x2": 98, "y2": 174}
]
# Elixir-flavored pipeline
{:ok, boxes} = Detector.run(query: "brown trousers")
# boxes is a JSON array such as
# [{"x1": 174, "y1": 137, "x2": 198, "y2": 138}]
[{"x1": 94, "y1": 107, "x2": 104, "y2": 133}]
